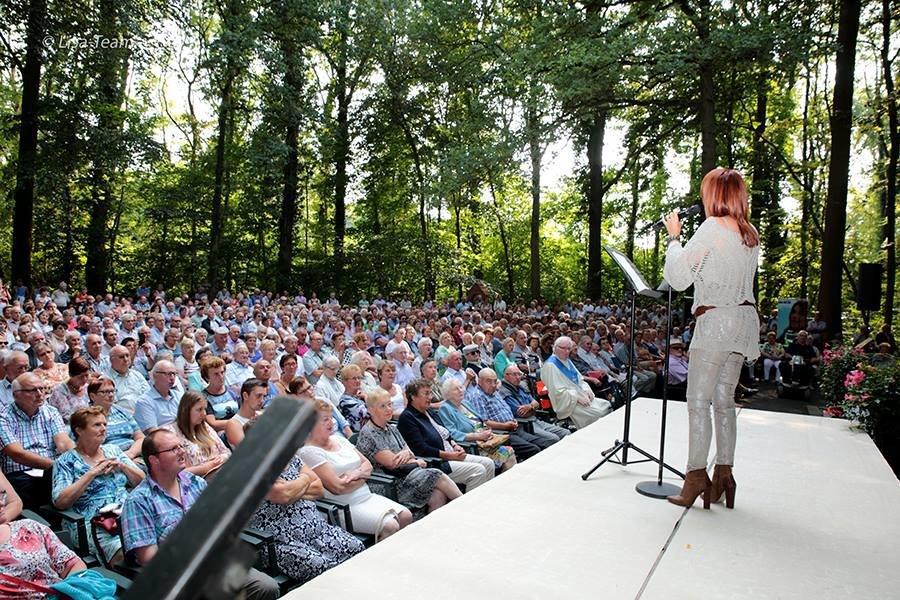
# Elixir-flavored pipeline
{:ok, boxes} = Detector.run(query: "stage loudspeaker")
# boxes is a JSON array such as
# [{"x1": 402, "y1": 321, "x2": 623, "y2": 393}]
[{"x1": 857, "y1": 263, "x2": 882, "y2": 311}]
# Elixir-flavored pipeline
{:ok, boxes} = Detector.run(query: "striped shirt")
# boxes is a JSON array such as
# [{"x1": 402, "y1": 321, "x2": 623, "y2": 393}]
[
  {"x1": 120, "y1": 470, "x2": 207, "y2": 553},
  {"x1": 0, "y1": 403, "x2": 67, "y2": 473}
]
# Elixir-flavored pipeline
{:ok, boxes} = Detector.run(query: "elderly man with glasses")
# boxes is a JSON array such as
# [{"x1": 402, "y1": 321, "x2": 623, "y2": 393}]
[
  {"x1": 134, "y1": 360, "x2": 183, "y2": 432},
  {"x1": 120, "y1": 429, "x2": 279, "y2": 599},
  {"x1": 0, "y1": 372, "x2": 75, "y2": 508}
]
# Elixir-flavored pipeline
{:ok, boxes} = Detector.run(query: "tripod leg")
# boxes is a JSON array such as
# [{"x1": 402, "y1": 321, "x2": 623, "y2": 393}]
[
  {"x1": 601, "y1": 439, "x2": 622, "y2": 457},
  {"x1": 628, "y1": 443, "x2": 685, "y2": 479},
  {"x1": 582, "y1": 441, "x2": 626, "y2": 480}
]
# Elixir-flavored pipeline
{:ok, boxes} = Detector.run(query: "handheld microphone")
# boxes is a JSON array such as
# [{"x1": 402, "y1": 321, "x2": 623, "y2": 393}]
[{"x1": 640, "y1": 204, "x2": 702, "y2": 235}]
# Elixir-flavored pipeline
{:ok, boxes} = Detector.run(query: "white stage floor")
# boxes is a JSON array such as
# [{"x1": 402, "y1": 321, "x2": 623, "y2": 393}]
[{"x1": 286, "y1": 399, "x2": 900, "y2": 599}]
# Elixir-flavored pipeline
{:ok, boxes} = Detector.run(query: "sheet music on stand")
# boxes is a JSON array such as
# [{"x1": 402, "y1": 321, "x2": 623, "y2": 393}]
[{"x1": 605, "y1": 246, "x2": 662, "y2": 299}]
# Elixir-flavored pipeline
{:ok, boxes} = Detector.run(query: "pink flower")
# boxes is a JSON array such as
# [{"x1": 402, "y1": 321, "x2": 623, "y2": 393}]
[
  {"x1": 844, "y1": 370, "x2": 866, "y2": 388},
  {"x1": 823, "y1": 406, "x2": 844, "y2": 418}
]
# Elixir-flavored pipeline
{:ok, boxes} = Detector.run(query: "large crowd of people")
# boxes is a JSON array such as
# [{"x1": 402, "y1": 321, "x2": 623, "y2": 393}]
[{"x1": 0, "y1": 279, "x2": 895, "y2": 593}]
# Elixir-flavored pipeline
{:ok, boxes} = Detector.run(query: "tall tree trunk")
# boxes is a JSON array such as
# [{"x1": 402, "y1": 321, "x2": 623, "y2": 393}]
[
  {"x1": 454, "y1": 195, "x2": 463, "y2": 300},
  {"x1": 820, "y1": 0, "x2": 861, "y2": 342},
  {"x1": 333, "y1": 31, "x2": 349, "y2": 269},
  {"x1": 488, "y1": 173, "x2": 515, "y2": 300},
  {"x1": 881, "y1": 0, "x2": 897, "y2": 328},
  {"x1": 586, "y1": 111, "x2": 606, "y2": 300},
  {"x1": 60, "y1": 186, "x2": 75, "y2": 284},
  {"x1": 625, "y1": 157, "x2": 639, "y2": 260},
  {"x1": 85, "y1": 0, "x2": 129, "y2": 294},
  {"x1": 527, "y1": 103, "x2": 542, "y2": 300},
  {"x1": 11, "y1": 0, "x2": 46, "y2": 290},
  {"x1": 696, "y1": 1, "x2": 717, "y2": 177},
  {"x1": 278, "y1": 121, "x2": 299, "y2": 293},
  {"x1": 397, "y1": 115, "x2": 433, "y2": 300},
  {"x1": 208, "y1": 73, "x2": 233, "y2": 295},
  {"x1": 800, "y1": 54, "x2": 813, "y2": 300}
]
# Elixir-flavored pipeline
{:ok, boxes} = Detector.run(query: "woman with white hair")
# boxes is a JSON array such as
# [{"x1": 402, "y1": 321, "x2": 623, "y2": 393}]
[
  {"x1": 349, "y1": 350, "x2": 378, "y2": 392},
  {"x1": 540, "y1": 336, "x2": 612, "y2": 429},
  {"x1": 315, "y1": 356, "x2": 345, "y2": 406}
]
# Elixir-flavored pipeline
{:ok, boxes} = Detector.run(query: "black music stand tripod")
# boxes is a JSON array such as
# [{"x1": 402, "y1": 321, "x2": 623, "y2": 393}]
[
  {"x1": 581, "y1": 247, "x2": 683, "y2": 487},
  {"x1": 635, "y1": 280, "x2": 684, "y2": 498}
]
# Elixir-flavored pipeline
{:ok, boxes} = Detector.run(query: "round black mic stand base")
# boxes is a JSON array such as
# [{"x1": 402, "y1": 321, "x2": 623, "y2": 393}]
[{"x1": 635, "y1": 480, "x2": 682, "y2": 499}]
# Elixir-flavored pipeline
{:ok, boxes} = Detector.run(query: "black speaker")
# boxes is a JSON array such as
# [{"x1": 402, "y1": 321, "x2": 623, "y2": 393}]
[{"x1": 857, "y1": 263, "x2": 882, "y2": 311}]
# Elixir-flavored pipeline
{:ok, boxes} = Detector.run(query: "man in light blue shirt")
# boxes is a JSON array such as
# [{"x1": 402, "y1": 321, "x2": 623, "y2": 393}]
[
  {"x1": 134, "y1": 360, "x2": 183, "y2": 432},
  {"x1": 103, "y1": 345, "x2": 150, "y2": 414}
]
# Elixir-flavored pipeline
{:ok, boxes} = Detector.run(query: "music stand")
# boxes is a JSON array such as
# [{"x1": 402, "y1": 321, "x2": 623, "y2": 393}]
[
  {"x1": 581, "y1": 247, "x2": 682, "y2": 487},
  {"x1": 635, "y1": 280, "x2": 684, "y2": 499}
]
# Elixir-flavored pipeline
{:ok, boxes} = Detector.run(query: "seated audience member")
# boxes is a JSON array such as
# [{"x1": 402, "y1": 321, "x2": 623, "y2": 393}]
[
  {"x1": 315, "y1": 356, "x2": 345, "y2": 406},
  {"x1": 32, "y1": 342, "x2": 69, "y2": 388},
  {"x1": 0, "y1": 373, "x2": 75, "y2": 508},
  {"x1": 612, "y1": 330, "x2": 656, "y2": 393},
  {"x1": 134, "y1": 360, "x2": 183, "y2": 432},
  {"x1": 875, "y1": 323, "x2": 897, "y2": 354},
  {"x1": 52, "y1": 406, "x2": 144, "y2": 563},
  {"x1": 870, "y1": 343, "x2": 895, "y2": 368},
  {"x1": 391, "y1": 345, "x2": 416, "y2": 390},
  {"x1": 302, "y1": 332, "x2": 329, "y2": 384},
  {"x1": 83, "y1": 333, "x2": 106, "y2": 373},
  {"x1": 348, "y1": 351, "x2": 378, "y2": 392},
  {"x1": 175, "y1": 337, "x2": 201, "y2": 390},
  {"x1": 103, "y1": 345, "x2": 150, "y2": 414},
  {"x1": 120, "y1": 430, "x2": 279, "y2": 599},
  {"x1": 0, "y1": 510, "x2": 88, "y2": 595},
  {"x1": 0, "y1": 351, "x2": 30, "y2": 406},
  {"x1": 759, "y1": 331, "x2": 786, "y2": 382},
  {"x1": 356, "y1": 388, "x2": 461, "y2": 513},
  {"x1": 161, "y1": 391, "x2": 231, "y2": 479},
  {"x1": 411, "y1": 336, "x2": 433, "y2": 376},
  {"x1": 667, "y1": 338, "x2": 690, "y2": 386},
  {"x1": 246, "y1": 422, "x2": 364, "y2": 584},
  {"x1": 300, "y1": 399, "x2": 412, "y2": 540},
  {"x1": 781, "y1": 330, "x2": 819, "y2": 385},
  {"x1": 376, "y1": 360, "x2": 405, "y2": 418},
  {"x1": 541, "y1": 336, "x2": 612, "y2": 429},
  {"x1": 88, "y1": 377, "x2": 144, "y2": 459},
  {"x1": 57, "y1": 331, "x2": 84, "y2": 364},
  {"x1": 224, "y1": 343, "x2": 254, "y2": 395},
  {"x1": 492, "y1": 338, "x2": 515, "y2": 379},
  {"x1": 199, "y1": 357, "x2": 238, "y2": 432},
  {"x1": 47, "y1": 356, "x2": 91, "y2": 423},
  {"x1": 398, "y1": 379, "x2": 495, "y2": 489},
  {"x1": 438, "y1": 378, "x2": 516, "y2": 473},
  {"x1": 274, "y1": 354, "x2": 300, "y2": 396},
  {"x1": 0, "y1": 470, "x2": 23, "y2": 522},
  {"x1": 225, "y1": 379, "x2": 268, "y2": 448},
  {"x1": 251, "y1": 360, "x2": 279, "y2": 406},
  {"x1": 461, "y1": 344, "x2": 487, "y2": 371},
  {"x1": 499, "y1": 364, "x2": 569, "y2": 443},
  {"x1": 419, "y1": 359, "x2": 445, "y2": 409},
  {"x1": 465, "y1": 368, "x2": 554, "y2": 460},
  {"x1": 289, "y1": 377, "x2": 353, "y2": 439},
  {"x1": 440, "y1": 350, "x2": 468, "y2": 387},
  {"x1": 336, "y1": 364, "x2": 368, "y2": 433}
]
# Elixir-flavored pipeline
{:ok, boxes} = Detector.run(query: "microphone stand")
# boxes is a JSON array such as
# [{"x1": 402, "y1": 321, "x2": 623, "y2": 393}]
[
  {"x1": 635, "y1": 281, "x2": 684, "y2": 498},
  {"x1": 581, "y1": 247, "x2": 683, "y2": 488}
]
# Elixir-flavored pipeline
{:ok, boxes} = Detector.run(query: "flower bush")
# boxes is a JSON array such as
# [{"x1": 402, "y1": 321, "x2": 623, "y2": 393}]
[{"x1": 821, "y1": 345, "x2": 900, "y2": 475}]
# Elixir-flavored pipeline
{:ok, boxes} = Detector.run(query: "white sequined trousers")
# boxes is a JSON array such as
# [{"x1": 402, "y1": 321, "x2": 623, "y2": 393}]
[{"x1": 685, "y1": 348, "x2": 744, "y2": 471}]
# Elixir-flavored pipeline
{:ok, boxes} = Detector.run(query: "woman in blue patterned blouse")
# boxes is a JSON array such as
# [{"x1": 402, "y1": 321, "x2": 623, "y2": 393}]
[
  {"x1": 88, "y1": 377, "x2": 144, "y2": 460},
  {"x1": 52, "y1": 406, "x2": 144, "y2": 564}
]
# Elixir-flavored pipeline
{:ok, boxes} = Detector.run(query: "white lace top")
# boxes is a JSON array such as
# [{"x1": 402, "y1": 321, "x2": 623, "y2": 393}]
[{"x1": 664, "y1": 218, "x2": 761, "y2": 359}]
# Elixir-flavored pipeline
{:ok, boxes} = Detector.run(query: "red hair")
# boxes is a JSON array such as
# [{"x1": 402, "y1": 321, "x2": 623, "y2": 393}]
[{"x1": 700, "y1": 168, "x2": 759, "y2": 248}]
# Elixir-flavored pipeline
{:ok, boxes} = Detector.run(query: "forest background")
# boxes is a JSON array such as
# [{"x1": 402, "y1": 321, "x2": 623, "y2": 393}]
[{"x1": 1, "y1": 0, "x2": 896, "y2": 340}]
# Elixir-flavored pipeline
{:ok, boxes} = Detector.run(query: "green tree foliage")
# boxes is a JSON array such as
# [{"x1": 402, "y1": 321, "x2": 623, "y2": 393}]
[{"x1": 0, "y1": 0, "x2": 894, "y2": 329}]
